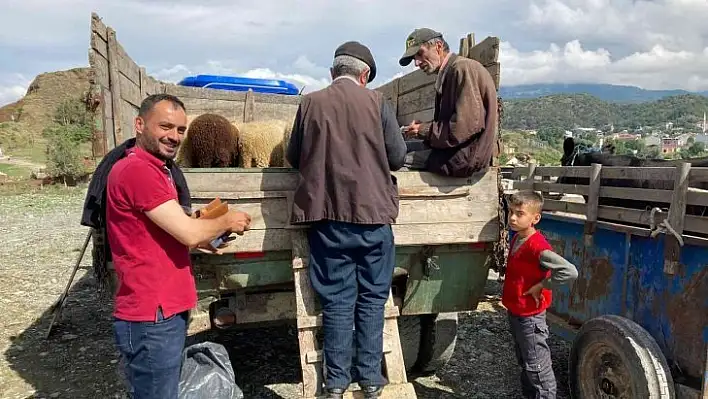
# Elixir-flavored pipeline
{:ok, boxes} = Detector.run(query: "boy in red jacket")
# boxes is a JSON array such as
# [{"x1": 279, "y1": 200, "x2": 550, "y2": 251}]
[{"x1": 503, "y1": 190, "x2": 578, "y2": 399}]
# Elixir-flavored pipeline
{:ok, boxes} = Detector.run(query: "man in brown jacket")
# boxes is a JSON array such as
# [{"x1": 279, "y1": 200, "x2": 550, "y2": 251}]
[
  {"x1": 398, "y1": 28, "x2": 499, "y2": 177},
  {"x1": 286, "y1": 41, "x2": 407, "y2": 399}
]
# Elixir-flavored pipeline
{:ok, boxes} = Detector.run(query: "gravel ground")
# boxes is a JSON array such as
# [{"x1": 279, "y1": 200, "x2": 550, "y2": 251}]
[{"x1": 0, "y1": 187, "x2": 571, "y2": 399}]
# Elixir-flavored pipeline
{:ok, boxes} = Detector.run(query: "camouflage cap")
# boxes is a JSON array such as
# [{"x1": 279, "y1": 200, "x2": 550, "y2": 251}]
[{"x1": 398, "y1": 28, "x2": 443, "y2": 66}]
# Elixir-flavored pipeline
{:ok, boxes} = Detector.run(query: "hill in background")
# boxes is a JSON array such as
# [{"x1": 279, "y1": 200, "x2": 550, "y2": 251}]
[
  {"x1": 499, "y1": 83, "x2": 708, "y2": 103},
  {"x1": 501, "y1": 93, "x2": 708, "y2": 131},
  {"x1": 0, "y1": 67, "x2": 90, "y2": 164},
  {"x1": 0, "y1": 67, "x2": 90, "y2": 135}
]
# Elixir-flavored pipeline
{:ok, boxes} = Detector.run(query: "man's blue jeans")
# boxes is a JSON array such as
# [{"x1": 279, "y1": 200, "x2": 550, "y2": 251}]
[
  {"x1": 307, "y1": 220, "x2": 396, "y2": 390},
  {"x1": 113, "y1": 308, "x2": 188, "y2": 399}
]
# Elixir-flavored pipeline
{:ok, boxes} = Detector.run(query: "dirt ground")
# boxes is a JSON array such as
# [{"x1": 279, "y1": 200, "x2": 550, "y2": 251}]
[{"x1": 0, "y1": 187, "x2": 572, "y2": 399}]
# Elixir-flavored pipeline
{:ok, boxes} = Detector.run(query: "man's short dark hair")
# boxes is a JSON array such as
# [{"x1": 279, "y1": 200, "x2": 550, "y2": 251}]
[
  {"x1": 138, "y1": 93, "x2": 186, "y2": 118},
  {"x1": 508, "y1": 190, "x2": 544, "y2": 214}
]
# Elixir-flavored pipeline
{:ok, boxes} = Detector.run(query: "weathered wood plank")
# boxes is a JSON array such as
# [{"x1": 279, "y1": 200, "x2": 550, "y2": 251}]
[
  {"x1": 88, "y1": 50, "x2": 110, "y2": 88},
  {"x1": 486, "y1": 62, "x2": 501, "y2": 90},
  {"x1": 190, "y1": 195, "x2": 497, "y2": 230},
  {"x1": 397, "y1": 84, "x2": 436, "y2": 117},
  {"x1": 584, "y1": 163, "x2": 602, "y2": 243},
  {"x1": 243, "y1": 89, "x2": 255, "y2": 123},
  {"x1": 101, "y1": 89, "x2": 115, "y2": 151},
  {"x1": 90, "y1": 31, "x2": 108, "y2": 59},
  {"x1": 181, "y1": 98, "x2": 245, "y2": 123},
  {"x1": 509, "y1": 165, "x2": 708, "y2": 182},
  {"x1": 459, "y1": 35, "x2": 470, "y2": 58},
  {"x1": 544, "y1": 199, "x2": 586, "y2": 214},
  {"x1": 119, "y1": 72, "x2": 141, "y2": 107},
  {"x1": 205, "y1": 220, "x2": 500, "y2": 254},
  {"x1": 252, "y1": 102, "x2": 298, "y2": 123},
  {"x1": 106, "y1": 27, "x2": 124, "y2": 144},
  {"x1": 376, "y1": 78, "x2": 400, "y2": 115},
  {"x1": 114, "y1": 40, "x2": 141, "y2": 86},
  {"x1": 166, "y1": 84, "x2": 300, "y2": 105},
  {"x1": 468, "y1": 36, "x2": 500, "y2": 66},
  {"x1": 397, "y1": 69, "x2": 436, "y2": 95},
  {"x1": 664, "y1": 163, "x2": 690, "y2": 274},
  {"x1": 91, "y1": 12, "x2": 108, "y2": 41},
  {"x1": 120, "y1": 99, "x2": 138, "y2": 140},
  {"x1": 251, "y1": 91, "x2": 300, "y2": 105},
  {"x1": 183, "y1": 168, "x2": 496, "y2": 194}
]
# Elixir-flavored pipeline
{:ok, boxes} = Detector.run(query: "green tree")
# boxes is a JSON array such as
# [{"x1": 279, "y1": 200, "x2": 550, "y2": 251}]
[
  {"x1": 43, "y1": 98, "x2": 93, "y2": 184},
  {"x1": 537, "y1": 126, "x2": 565, "y2": 147},
  {"x1": 45, "y1": 131, "x2": 87, "y2": 184},
  {"x1": 680, "y1": 142, "x2": 706, "y2": 159}
]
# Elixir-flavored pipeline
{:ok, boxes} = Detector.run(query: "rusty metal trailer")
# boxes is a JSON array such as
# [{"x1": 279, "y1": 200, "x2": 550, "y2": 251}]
[{"x1": 509, "y1": 163, "x2": 708, "y2": 398}]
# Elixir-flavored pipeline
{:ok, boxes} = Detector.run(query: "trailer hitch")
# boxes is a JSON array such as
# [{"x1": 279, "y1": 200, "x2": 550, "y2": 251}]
[{"x1": 420, "y1": 246, "x2": 440, "y2": 279}]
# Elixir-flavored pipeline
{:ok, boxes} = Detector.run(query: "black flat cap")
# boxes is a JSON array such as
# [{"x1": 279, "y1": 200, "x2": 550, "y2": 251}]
[
  {"x1": 399, "y1": 28, "x2": 443, "y2": 66},
  {"x1": 334, "y1": 41, "x2": 377, "y2": 83}
]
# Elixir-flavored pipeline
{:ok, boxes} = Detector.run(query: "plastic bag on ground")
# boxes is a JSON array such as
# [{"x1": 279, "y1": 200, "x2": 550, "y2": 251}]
[{"x1": 178, "y1": 341, "x2": 244, "y2": 399}]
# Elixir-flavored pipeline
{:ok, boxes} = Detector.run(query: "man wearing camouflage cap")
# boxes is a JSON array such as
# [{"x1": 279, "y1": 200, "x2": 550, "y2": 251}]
[{"x1": 398, "y1": 28, "x2": 499, "y2": 177}]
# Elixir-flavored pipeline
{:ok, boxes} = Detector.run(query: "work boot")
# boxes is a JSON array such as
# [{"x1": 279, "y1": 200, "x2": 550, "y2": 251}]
[
  {"x1": 361, "y1": 385, "x2": 383, "y2": 398},
  {"x1": 325, "y1": 388, "x2": 345, "y2": 399}
]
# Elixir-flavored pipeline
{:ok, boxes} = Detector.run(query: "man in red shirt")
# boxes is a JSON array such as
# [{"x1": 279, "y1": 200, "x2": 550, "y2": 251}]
[
  {"x1": 503, "y1": 190, "x2": 578, "y2": 399},
  {"x1": 106, "y1": 93, "x2": 251, "y2": 399}
]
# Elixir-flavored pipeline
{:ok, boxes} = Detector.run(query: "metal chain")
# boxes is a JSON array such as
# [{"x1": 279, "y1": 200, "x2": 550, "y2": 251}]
[{"x1": 492, "y1": 96, "x2": 509, "y2": 276}]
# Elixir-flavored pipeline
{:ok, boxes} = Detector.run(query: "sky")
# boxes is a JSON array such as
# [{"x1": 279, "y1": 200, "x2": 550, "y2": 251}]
[{"x1": 2, "y1": 0, "x2": 708, "y2": 107}]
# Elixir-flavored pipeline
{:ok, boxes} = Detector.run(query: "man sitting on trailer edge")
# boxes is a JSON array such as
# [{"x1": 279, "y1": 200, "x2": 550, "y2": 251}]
[
  {"x1": 104, "y1": 93, "x2": 252, "y2": 399},
  {"x1": 398, "y1": 28, "x2": 500, "y2": 177},
  {"x1": 286, "y1": 41, "x2": 407, "y2": 398}
]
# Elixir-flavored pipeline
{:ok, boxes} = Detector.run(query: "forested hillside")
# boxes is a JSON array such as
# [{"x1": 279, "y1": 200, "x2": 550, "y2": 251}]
[{"x1": 502, "y1": 93, "x2": 708, "y2": 131}]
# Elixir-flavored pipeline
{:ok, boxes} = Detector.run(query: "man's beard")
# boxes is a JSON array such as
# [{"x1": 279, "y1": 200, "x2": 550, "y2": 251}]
[{"x1": 139, "y1": 135, "x2": 178, "y2": 161}]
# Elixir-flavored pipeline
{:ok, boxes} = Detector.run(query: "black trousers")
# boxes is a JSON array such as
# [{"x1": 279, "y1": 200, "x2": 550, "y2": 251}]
[{"x1": 307, "y1": 220, "x2": 395, "y2": 390}]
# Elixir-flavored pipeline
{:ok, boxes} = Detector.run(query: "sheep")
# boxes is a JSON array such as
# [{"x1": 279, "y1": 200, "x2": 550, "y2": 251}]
[
  {"x1": 176, "y1": 113, "x2": 239, "y2": 168},
  {"x1": 234, "y1": 119, "x2": 294, "y2": 168}
]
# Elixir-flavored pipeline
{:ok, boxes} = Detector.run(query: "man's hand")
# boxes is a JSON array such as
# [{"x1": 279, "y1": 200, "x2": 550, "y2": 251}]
[
  {"x1": 225, "y1": 210, "x2": 252, "y2": 235},
  {"x1": 403, "y1": 120, "x2": 422, "y2": 139},
  {"x1": 523, "y1": 282, "x2": 544, "y2": 308}
]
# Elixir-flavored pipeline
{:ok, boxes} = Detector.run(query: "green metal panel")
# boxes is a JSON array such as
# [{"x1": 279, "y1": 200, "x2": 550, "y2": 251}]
[
  {"x1": 397, "y1": 246, "x2": 491, "y2": 315},
  {"x1": 192, "y1": 244, "x2": 493, "y2": 315}
]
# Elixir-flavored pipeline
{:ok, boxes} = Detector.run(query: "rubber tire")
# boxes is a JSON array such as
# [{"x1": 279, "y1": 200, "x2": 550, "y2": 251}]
[
  {"x1": 569, "y1": 314, "x2": 675, "y2": 399},
  {"x1": 398, "y1": 313, "x2": 458, "y2": 376}
]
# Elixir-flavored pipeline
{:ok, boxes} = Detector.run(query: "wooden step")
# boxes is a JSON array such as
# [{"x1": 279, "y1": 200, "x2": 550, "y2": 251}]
[
  {"x1": 297, "y1": 306, "x2": 400, "y2": 329},
  {"x1": 309, "y1": 382, "x2": 417, "y2": 399}
]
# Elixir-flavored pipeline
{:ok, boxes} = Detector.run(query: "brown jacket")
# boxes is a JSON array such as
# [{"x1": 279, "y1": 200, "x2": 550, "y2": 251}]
[
  {"x1": 423, "y1": 53, "x2": 499, "y2": 177},
  {"x1": 286, "y1": 77, "x2": 407, "y2": 225}
]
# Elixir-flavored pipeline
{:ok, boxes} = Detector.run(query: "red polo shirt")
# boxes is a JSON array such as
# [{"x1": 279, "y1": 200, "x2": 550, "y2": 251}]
[{"x1": 105, "y1": 146, "x2": 197, "y2": 322}]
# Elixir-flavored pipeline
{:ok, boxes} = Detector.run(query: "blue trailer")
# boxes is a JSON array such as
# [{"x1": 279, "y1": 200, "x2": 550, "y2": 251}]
[
  {"x1": 177, "y1": 74, "x2": 301, "y2": 96},
  {"x1": 508, "y1": 163, "x2": 708, "y2": 399}
]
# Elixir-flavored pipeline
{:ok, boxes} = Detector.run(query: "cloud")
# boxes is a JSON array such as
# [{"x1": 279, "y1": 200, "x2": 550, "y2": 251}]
[
  {"x1": 500, "y1": 40, "x2": 708, "y2": 91},
  {"x1": 1, "y1": 0, "x2": 708, "y2": 106},
  {"x1": 0, "y1": 73, "x2": 30, "y2": 107}
]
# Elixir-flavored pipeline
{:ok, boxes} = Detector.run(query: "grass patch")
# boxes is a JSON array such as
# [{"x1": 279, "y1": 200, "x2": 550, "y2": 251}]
[
  {"x1": 0, "y1": 180, "x2": 88, "y2": 197},
  {"x1": 0, "y1": 121, "x2": 47, "y2": 164},
  {"x1": 0, "y1": 163, "x2": 32, "y2": 178}
]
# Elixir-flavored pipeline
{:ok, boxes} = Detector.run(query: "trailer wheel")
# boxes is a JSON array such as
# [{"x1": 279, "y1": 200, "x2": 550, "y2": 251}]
[
  {"x1": 569, "y1": 314, "x2": 675, "y2": 399},
  {"x1": 398, "y1": 313, "x2": 458, "y2": 376}
]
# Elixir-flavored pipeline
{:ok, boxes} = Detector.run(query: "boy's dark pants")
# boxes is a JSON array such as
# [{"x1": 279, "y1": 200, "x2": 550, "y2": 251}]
[
  {"x1": 507, "y1": 310, "x2": 557, "y2": 399},
  {"x1": 307, "y1": 220, "x2": 395, "y2": 390}
]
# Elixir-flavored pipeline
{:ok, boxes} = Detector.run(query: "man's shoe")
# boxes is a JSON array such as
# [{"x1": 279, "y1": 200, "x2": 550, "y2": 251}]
[
  {"x1": 325, "y1": 388, "x2": 345, "y2": 399},
  {"x1": 361, "y1": 385, "x2": 383, "y2": 398}
]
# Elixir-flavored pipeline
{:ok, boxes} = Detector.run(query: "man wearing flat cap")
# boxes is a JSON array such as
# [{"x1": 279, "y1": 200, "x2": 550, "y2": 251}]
[
  {"x1": 286, "y1": 41, "x2": 406, "y2": 399},
  {"x1": 399, "y1": 28, "x2": 499, "y2": 177}
]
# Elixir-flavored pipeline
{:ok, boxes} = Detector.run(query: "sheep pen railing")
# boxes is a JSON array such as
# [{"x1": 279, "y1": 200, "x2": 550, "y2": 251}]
[{"x1": 506, "y1": 163, "x2": 708, "y2": 274}]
